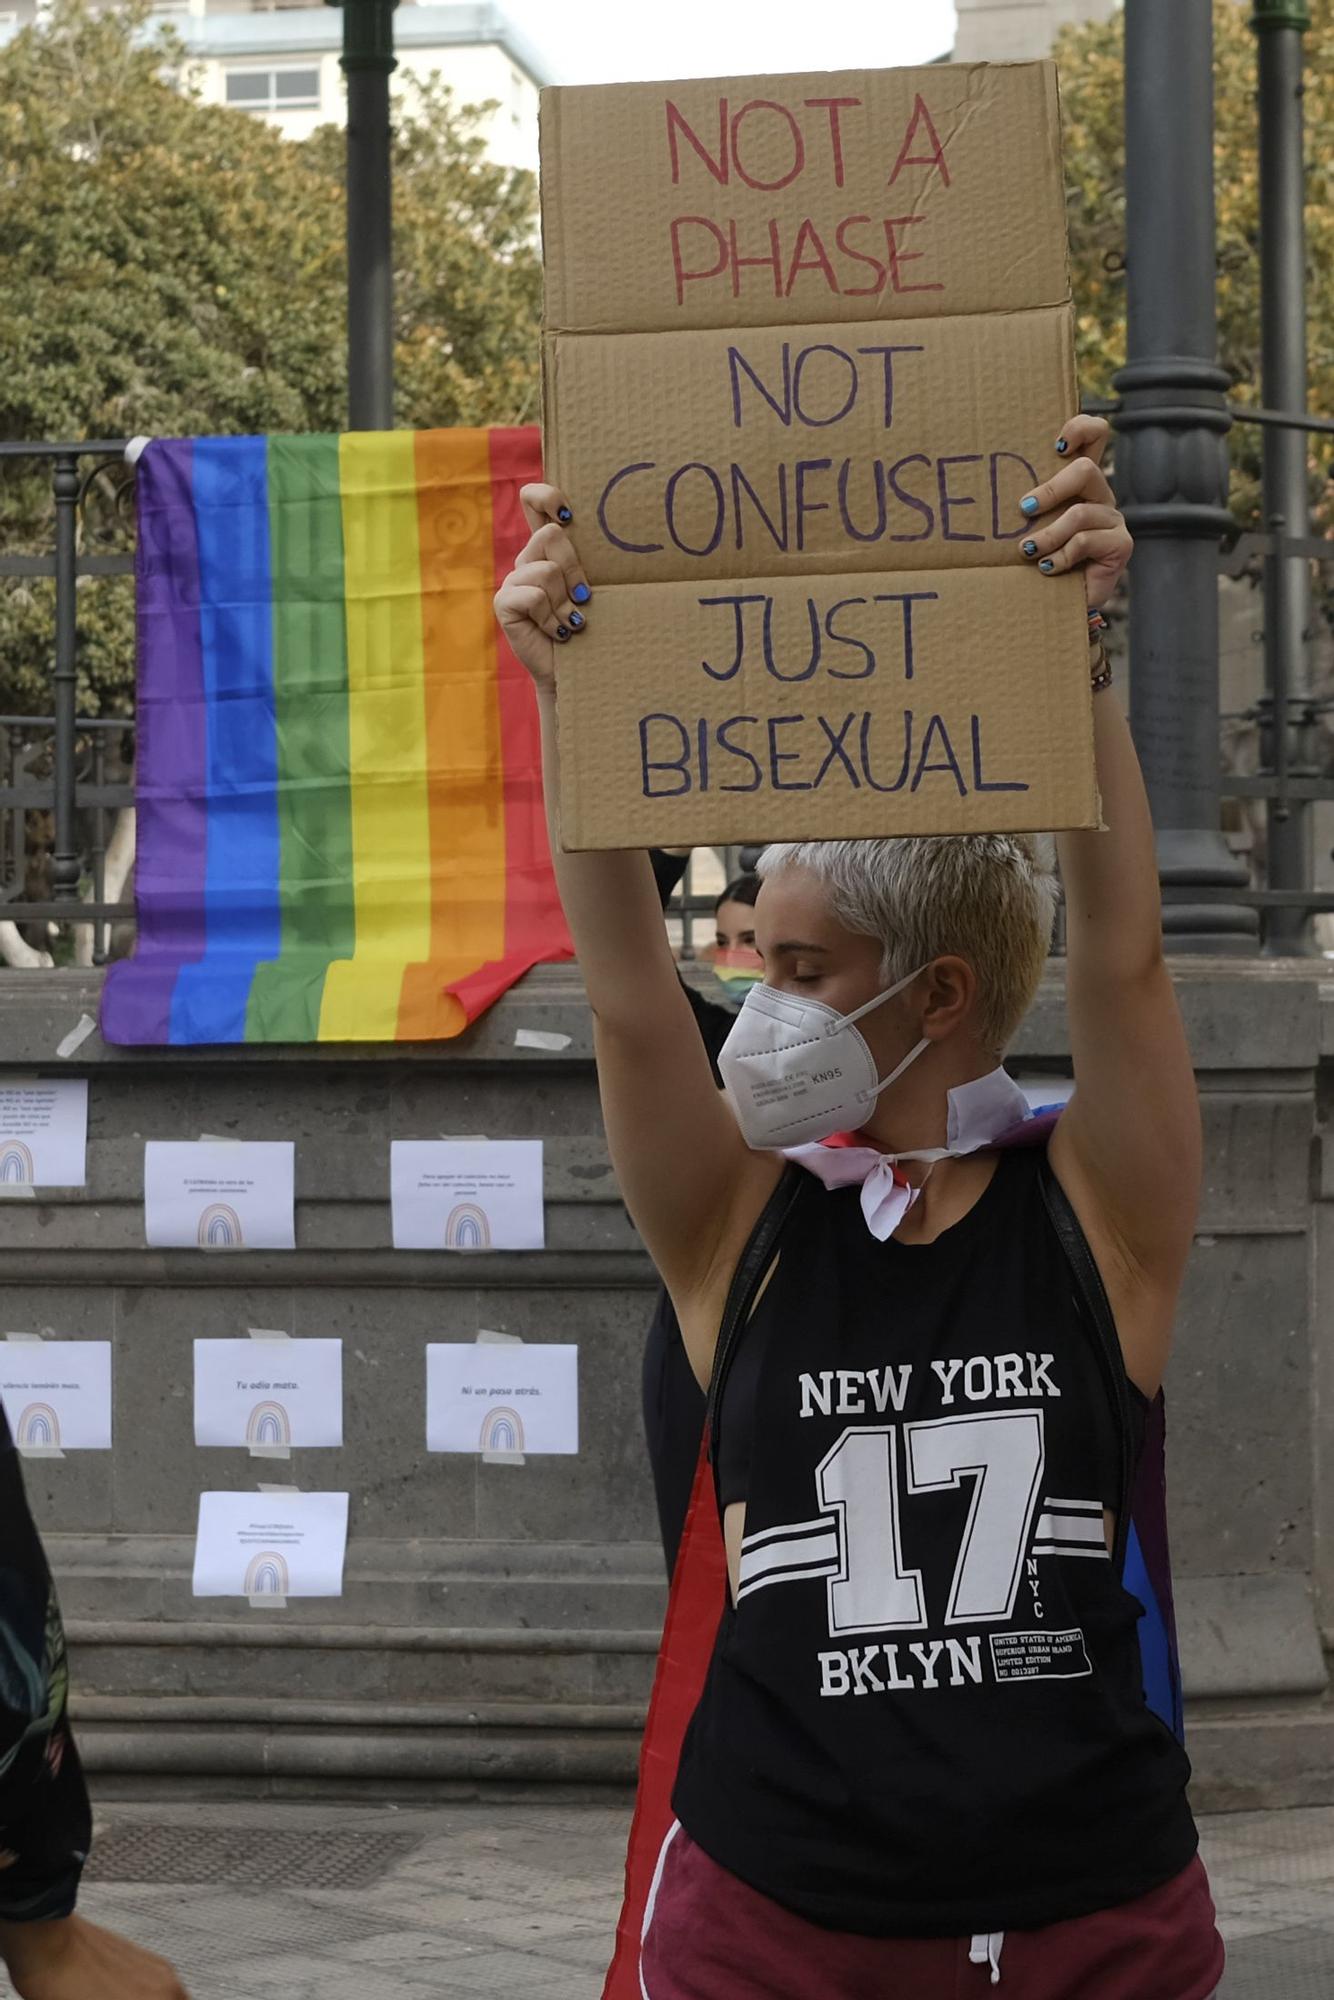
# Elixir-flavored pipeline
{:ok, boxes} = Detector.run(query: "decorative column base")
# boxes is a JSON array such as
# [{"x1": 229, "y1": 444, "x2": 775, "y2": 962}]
[{"x1": 1154, "y1": 832, "x2": 1264, "y2": 955}]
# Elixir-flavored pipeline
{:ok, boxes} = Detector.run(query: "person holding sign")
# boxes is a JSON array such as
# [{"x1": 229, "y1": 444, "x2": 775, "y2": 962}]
[{"x1": 494, "y1": 413, "x2": 1223, "y2": 1995}]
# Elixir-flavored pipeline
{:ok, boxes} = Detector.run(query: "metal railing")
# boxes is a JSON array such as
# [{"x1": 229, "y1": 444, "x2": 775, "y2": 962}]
[
  {"x1": 0, "y1": 441, "x2": 136, "y2": 963},
  {"x1": 1081, "y1": 389, "x2": 1334, "y2": 942},
  {"x1": 1217, "y1": 399, "x2": 1334, "y2": 935}
]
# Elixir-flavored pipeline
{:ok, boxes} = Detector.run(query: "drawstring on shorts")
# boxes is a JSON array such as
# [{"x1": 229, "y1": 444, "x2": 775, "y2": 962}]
[{"x1": 969, "y1": 1930, "x2": 1005, "y2": 1984}]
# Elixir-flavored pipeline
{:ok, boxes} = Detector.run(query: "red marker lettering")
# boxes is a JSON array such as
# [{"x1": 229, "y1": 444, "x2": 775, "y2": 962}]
[
  {"x1": 731, "y1": 99, "x2": 806, "y2": 193},
  {"x1": 803, "y1": 96, "x2": 860, "y2": 189},
  {"x1": 887, "y1": 93, "x2": 951, "y2": 187},
  {"x1": 666, "y1": 98, "x2": 730, "y2": 185}
]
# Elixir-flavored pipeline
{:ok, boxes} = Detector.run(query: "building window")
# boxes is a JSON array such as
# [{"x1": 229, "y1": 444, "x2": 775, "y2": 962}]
[
  {"x1": 225, "y1": 66, "x2": 321, "y2": 114},
  {"x1": 0, "y1": 11, "x2": 19, "y2": 28}
]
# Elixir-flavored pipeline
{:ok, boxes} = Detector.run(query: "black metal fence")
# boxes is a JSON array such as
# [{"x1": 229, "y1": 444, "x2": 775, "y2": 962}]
[
  {"x1": 1218, "y1": 403, "x2": 1334, "y2": 927},
  {"x1": 0, "y1": 442, "x2": 136, "y2": 965}
]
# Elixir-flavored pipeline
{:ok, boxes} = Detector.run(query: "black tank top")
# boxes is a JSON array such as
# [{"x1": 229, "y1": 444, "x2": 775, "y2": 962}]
[{"x1": 673, "y1": 1148, "x2": 1198, "y2": 1937}]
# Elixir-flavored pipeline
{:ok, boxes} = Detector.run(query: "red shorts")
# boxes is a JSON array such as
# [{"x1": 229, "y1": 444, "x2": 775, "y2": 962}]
[{"x1": 640, "y1": 1823, "x2": 1225, "y2": 2000}]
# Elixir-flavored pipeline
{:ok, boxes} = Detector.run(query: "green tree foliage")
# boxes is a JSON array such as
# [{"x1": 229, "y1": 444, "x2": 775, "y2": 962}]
[
  {"x1": 0, "y1": 0, "x2": 541, "y2": 714},
  {"x1": 1058, "y1": 0, "x2": 1334, "y2": 535}
]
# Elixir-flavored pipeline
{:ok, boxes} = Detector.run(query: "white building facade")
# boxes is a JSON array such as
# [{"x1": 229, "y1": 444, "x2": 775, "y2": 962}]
[
  {"x1": 0, "y1": 1, "x2": 546, "y2": 170},
  {"x1": 953, "y1": 0, "x2": 1120, "y2": 61}
]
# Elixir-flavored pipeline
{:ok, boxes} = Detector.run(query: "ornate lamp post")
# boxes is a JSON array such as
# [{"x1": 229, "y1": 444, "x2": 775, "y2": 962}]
[
  {"x1": 1112, "y1": 0, "x2": 1258, "y2": 951},
  {"x1": 326, "y1": 0, "x2": 399, "y2": 430}
]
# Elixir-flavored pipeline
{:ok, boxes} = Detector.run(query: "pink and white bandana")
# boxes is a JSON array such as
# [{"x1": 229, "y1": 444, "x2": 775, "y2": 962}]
[{"x1": 782, "y1": 1071, "x2": 1069, "y2": 1241}]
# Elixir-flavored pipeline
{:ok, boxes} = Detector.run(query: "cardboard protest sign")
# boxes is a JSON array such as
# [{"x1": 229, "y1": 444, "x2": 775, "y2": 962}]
[{"x1": 540, "y1": 64, "x2": 1098, "y2": 846}]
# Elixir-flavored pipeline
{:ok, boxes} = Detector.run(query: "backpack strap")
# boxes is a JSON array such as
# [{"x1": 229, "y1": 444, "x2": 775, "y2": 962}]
[
  {"x1": 705, "y1": 1164, "x2": 805, "y2": 1508},
  {"x1": 1038, "y1": 1159, "x2": 1137, "y2": 1579}
]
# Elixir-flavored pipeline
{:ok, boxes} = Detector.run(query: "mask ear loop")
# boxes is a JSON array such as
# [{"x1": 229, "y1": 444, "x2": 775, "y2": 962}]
[
  {"x1": 866, "y1": 1034, "x2": 931, "y2": 1101},
  {"x1": 846, "y1": 968, "x2": 932, "y2": 1124},
  {"x1": 860, "y1": 1032, "x2": 964, "y2": 1168},
  {"x1": 846, "y1": 1031, "x2": 935, "y2": 1137},
  {"x1": 834, "y1": 962, "x2": 929, "y2": 1035},
  {"x1": 836, "y1": 965, "x2": 934, "y2": 1141}
]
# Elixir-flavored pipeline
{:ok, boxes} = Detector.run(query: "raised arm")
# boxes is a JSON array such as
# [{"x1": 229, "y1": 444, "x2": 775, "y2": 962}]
[
  {"x1": 1025, "y1": 418, "x2": 1202, "y2": 1394},
  {"x1": 494, "y1": 485, "x2": 770, "y2": 1319}
]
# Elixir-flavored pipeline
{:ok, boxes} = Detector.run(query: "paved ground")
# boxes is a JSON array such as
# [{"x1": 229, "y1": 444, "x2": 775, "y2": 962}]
[{"x1": 16, "y1": 1797, "x2": 1334, "y2": 1997}]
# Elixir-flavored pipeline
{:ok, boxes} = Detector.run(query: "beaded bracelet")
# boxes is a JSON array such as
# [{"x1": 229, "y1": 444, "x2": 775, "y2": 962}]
[{"x1": 1087, "y1": 607, "x2": 1113, "y2": 692}]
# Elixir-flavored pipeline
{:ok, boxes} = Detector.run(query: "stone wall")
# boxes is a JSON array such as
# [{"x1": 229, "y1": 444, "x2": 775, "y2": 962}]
[{"x1": 1, "y1": 961, "x2": 1330, "y2": 1808}]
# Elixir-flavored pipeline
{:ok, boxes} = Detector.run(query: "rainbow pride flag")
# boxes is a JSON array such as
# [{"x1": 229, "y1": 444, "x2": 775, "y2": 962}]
[{"x1": 101, "y1": 428, "x2": 572, "y2": 1045}]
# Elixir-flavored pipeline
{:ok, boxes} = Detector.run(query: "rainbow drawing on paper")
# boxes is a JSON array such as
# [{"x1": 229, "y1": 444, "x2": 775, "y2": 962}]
[
  {"x1": 0, "y1": 1141, "x2": 35, "y2": 1184},
  {"x1": 444, "y1": 1202, "x2": 491, "y2": 1251},
  {"x1": 246, "y1": 1401, "x2": 292, "y2": 1448},
  {"x1": 244, "y1": 1551, "x2": 290, "y2": 1596},
  {"x1": 15, "y1": 1403, "x2": 60, "y2": 1448},
  {"x1": 479, "y1": 1406, "x2": 524, "y2": 1453},
  {"x1": 197, "y1": 1202, "x2": 244, "y2": 1249}
]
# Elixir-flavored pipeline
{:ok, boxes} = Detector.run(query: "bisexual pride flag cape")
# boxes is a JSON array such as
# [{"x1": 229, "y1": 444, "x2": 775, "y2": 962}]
[
  {"x1": 601, "y1": 1118, "x2": 1187, "y2": 2000},
  {"x1": 101, "y1": 428, "x2": 572, "y2": 1046}
]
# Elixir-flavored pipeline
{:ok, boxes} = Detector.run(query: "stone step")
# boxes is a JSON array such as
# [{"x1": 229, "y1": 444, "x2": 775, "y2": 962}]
[
  {"x1": 67, "y1": 1618, "x2": 659, "y2": 1707},
  {"x1": 51, "y1": 1536, "x2": 667, "y2": 1637},
  {"x1": 64, "y1": 1664, "x2": 1334, "y2": 1812},
  {"x1": 79, "y1": 1726, "x2": 641, "y2": 1797},
  {"x1": 72, "y1": 1692, "x2": 645, "y2": 1796},
  {"x1": 72, "y1": 1697, "x2": 1334, "y2": 1811},
  {"x1": 57, "y1": 1569, "x2": 669, "y2": 1634},
  {"x1": 1185, "y1": 1696, "x2": 1334, "y2": 1814}
]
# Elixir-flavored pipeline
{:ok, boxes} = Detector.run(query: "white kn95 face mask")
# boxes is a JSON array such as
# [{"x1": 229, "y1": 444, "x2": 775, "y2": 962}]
[{"x1": 717, "y1": 967, "x2": 929, "y2": 1150}]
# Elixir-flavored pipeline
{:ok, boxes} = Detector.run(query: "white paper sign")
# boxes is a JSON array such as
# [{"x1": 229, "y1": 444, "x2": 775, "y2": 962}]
[
  {"x1": 427, "y1": 1343, "x2": 579, "y2": 1454},
  {"x1": 144, "y1": 1141, "x2": 295, "y2": 1251},
  {"x1": 193, "y1": 1340, "x2": 343, "y2": 1450},
  {"x1": 0, "y1": 1080, "x2": 88, "y2": 1188},
  {"x1": 391, "y1": 1141, "x2": 544, "y2": 1252},
  {"x1": 0, "y1": 1341, "x2": 111, "y2": 1450},
  {"x1": 192, "y1": 1491, "x2": 349, "y2": 1598}
]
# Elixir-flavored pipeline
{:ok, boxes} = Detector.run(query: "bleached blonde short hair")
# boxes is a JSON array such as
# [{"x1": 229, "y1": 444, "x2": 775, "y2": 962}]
[{"x1": 756, "y1": 836, "x2": 1058, "y2": 1053}]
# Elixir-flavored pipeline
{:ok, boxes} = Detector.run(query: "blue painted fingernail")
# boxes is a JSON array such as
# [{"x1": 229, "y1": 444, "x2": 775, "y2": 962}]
[
  {"x1": 571, "y1": 582, "x2": 591, "y2": 604},
  {"x1": 1021, "y1": 539, "x2": 1038, "y2": 558},
  {"x1": 1055, "y1": 439, "x2": 1069, "y2": 454},
  {"x1": 556, "y1": 623, "x2": 570, "y2": 639},
  {"x1": 568, "y1": 610, "x2": 585, "y2": 629},
  {"x1": 557, "y1": 506, "x2": 573, "y2": 523},
  {"x1": 1038, "y1": 559, "x2": 1055, "y2": 575},
  {"x1": 1020, "y1": 495, "x2": 1040, "y2": 516}
]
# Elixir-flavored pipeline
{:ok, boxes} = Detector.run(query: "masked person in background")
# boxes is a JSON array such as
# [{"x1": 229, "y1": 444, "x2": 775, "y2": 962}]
[
  {"x1": 703, "y1": 873, "x2": 762, "y2": 995},
  {"x1": 494, "y1": 415, "x2": 1224, "y2": 1998},
  {"x1": 0, "y1": 1408, "x2": 188, "y2": 2000},
  {"x1": 643, "y1": 862, "x2": 763, "y2": 1575}
]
